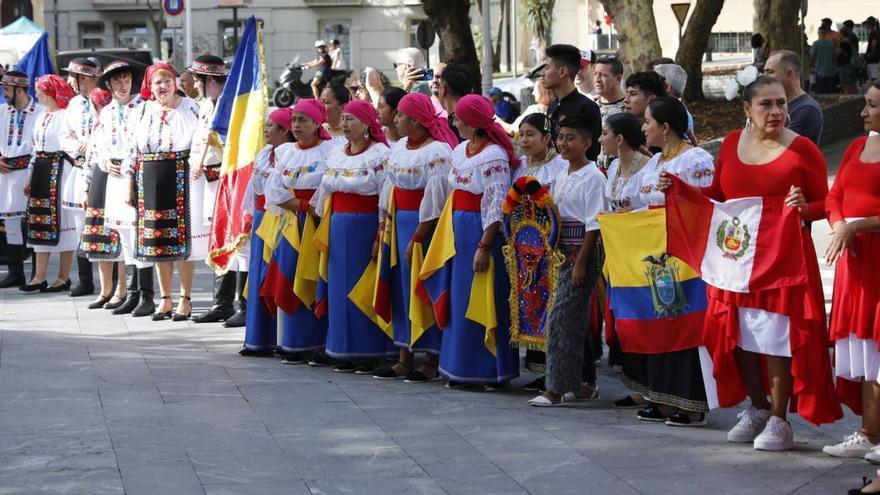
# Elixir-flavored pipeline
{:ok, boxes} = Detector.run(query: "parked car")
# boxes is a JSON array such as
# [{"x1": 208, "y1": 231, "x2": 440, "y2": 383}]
[{"x1": 56, "y1": 48, "x2": 153, "y2": 94}]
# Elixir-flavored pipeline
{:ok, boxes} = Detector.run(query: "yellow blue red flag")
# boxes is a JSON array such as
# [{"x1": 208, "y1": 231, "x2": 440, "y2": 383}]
[{"x1": 207, "y1": 16, "x2": 267, "y2": 273}]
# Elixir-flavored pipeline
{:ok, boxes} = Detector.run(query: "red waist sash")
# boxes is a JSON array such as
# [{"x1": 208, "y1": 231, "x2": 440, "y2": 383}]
[
  {"x1": 332, "y1": 192, "x2": 379, "y2": 213},
  {"x1": 255, "y1": 194, "x2": 266, "y2": 212},
  {"x1": 452, "y1": 190, "x2": 482, "y2": 212},
  {"x1": 394, "y1": 188, "x2": 425, "y2": 211}
]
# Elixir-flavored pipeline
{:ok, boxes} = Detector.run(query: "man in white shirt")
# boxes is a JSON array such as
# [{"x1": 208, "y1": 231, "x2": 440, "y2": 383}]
[{"x1": 330, "y1": 39, "x2": 345, "y2": 71}]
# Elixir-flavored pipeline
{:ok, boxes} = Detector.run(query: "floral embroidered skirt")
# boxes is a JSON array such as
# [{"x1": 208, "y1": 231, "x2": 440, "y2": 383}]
[{"x1": 135, "y1": 151, "x2": 191, "y2": 262}]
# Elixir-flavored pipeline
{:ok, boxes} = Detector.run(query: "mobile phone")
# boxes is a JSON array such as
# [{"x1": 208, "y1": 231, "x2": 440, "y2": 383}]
[{"x1": 420, "y1": 68, "x2": 434, "y2": 81}]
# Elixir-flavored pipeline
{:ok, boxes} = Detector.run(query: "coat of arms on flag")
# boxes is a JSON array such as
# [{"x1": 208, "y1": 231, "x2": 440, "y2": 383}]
[{"x1": 716, "y1": 216, "x2": 751, "y2": 260}]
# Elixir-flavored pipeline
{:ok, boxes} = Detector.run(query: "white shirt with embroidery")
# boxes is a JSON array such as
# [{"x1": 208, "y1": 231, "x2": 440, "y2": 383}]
[
  {"x1": 189, "y1": 98, "x2": 223, "y2": 168},
  {"x1": 33, "y1": 110, "x2": 68, "y2": 155},
  {"x1": 310, "y1": 141, "x2": 389, "y2": 219},
  {"x1": 449, "y1": 142, "x2": 511, "y2": 230},
  {"x1": 280, "y1": 140, "x2": 337, "y2": 191},
  {"x1": 91, "y1": 96, "x2": 143, "y2": 174},
  {"x1": 551, "y1": 161, "x2": 607, "y2": 232},
  {"x1": 638, "y1": 146, "x2": 715, "y2": 207},
  {"x1": 128, "y1": 97, "x2": 201, "y2": 155},
  {"x1": 244, "y1": 144, "x2": 278, "y2": 216},
  {"x1": 60, "y1": 94, "x2": 98, "y2": 162},
  {"x1": 0, "y1": 97, "x2": 44, "y2": 159},
  {"x1": 514, "y1": 152, "x2": 568, "y2": 187},
  {"x1": 381, "y1": 138, "x2": 453, "y2": 223},
  {"x1": 604, "y1": 156, "x2": 651, "y2": 212}
]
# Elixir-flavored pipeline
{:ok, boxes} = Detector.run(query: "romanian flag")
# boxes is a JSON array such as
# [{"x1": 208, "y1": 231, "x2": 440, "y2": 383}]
[
  {"x1": 598, "y1": 209, "x2": 707, "y2": 354},
  {"x1": 207, "y1": 16, "x2": 267, "y2": 273}
]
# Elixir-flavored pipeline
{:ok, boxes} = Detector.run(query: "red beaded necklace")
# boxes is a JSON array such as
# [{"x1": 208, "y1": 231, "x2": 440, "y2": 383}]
[
  {"x1": 405, "y1": 131, "x2": 430, "y2": 150},
  {"x1": 345, "y1": 139, "x2": 372, "y2": 156}
]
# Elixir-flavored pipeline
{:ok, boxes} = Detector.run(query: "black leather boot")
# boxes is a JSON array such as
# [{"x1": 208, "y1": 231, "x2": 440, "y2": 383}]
[
  {"x1": 223, "y1": 271, "x2": 248, "y2": 328},
  {"x1": 192, "y1": 271, "x2": 236, "y2": 323},
  {"x1": 70, "y1": 256, "x2": 95, "y2": 297},
  {"x1": 110, "y1": 265, "x2": 138, "y2": 313},
  {"x1": 132, "y1": 267, "x2": 156, "y2": 317},
  {"x1": 0, "y1": 244, "x2": 26, "y2": 288}
]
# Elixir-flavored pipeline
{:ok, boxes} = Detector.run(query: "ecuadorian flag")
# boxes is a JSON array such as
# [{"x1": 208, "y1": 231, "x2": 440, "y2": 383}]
[
  {"x1": 207, "y1": 16, "x2": 267, "y2": 273},
  {"x1": 598, "y1": 208, "x2": 707, "y2": 355}
]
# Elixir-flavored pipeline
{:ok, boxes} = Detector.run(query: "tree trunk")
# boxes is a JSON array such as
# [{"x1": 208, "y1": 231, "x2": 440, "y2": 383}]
[
  {"x1": 493, "y1": 0, "x2": 506, "y2": 72},
  {"x1": 599, "y1": 0, "x2": 662, "y2": 74},
  {"x1": 675, "y1": 0, "x2": 725, "y2": 101},
  {"x1": 753, "y1": 0, "x2": 802, "y2": 53},
  {"x1": 423, "y1": 0, "x2": 482, "y2": 92}
]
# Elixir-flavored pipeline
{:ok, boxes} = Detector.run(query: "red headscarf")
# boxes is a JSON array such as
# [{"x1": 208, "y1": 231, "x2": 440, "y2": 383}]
[
  {"x1": 291, "y1": 98, "x2": 332, "y2": 141},
  {"x1": 36, "y1": 75, "x2": 75, "y2": 110},
  {"x1": 343, "y1": 99, "x2": 388, "y2": 147},
  {"x1": 397, "y1": 93, "x2": 459, "y2": 149},
  {"x1": 454, "y1": 94, "x2": 520, "y2": 168},
  {"x1": 269, "y1": 107, "x2": 294, "y2": 132},
  {"x1": 89, "y1": 87, "x2": 112, "y2": 112},
  {"x1": 141, "y1": 62, "x2": 178, "y2": 100}
]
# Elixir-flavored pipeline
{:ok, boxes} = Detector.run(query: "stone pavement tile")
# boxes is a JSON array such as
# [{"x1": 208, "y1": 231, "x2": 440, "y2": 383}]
[
  {"x1": 789, "y1": 459, "x2": 872, "y2": 494},
  {"x1": 108, "y1": 425, "x2": 190, "y2": 468},
  {"x1": 288, "y1": 444, "x2": 426, "y2": 481},
  {"x1": 617, "y1": 469, "x2": 783, "y2": 495},
  {"x1": 0, "y1": 398, "x2": 106, "y2": 431},
  {"x1": 91, "y1": 360, "x2": 155, "y2": 386},
  {"x1": 187, "y1": 448, "x2": 301, "y2": 484},
  {"x1": 0, "y1": 369, "x2": 98, "y2": 392},
  {"x1": 393, "y1": 432, "x2": 485, "y2": 464},
  {"x1": 238, "y1": 381, "x2": 353, "y2": 406},
  {"x1": 435, "y1": 472, "x2": 530, "y2": 495},
  {"x1": 119, "y1": 462, "x2": 204, "y2": 495},
  {"x1": 418, "y1": 457, "x2": 507, "y2": 480},
  {"x1": 303, "y1": 475, "x2": 446, "y2": 495},
  {"x1": 156, "y1": 381, "x2": 244, "y2": 404},
  {"x1": 203, "y1": 480, "x2": 312, "y2": 495},
  {"x1": 172, "y1": 423, "x2": 276, "y2": 452},
  {"x1": 0, "y1": 467, "x2": 124, "y2": 494}
]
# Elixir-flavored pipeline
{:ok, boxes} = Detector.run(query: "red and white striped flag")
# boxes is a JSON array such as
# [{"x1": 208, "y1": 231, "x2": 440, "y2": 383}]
[{"x1": 664, "y1": 175, "x2": 808, "y2": 293}]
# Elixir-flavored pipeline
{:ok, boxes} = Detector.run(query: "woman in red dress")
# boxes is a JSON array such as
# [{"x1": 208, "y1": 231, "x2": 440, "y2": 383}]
[
  {"x1": 823, "y1": 81, "x2": 880, "y2": 474},
  {"x1": 661, "y1": 75, "x2": 841, "y2": 451}
]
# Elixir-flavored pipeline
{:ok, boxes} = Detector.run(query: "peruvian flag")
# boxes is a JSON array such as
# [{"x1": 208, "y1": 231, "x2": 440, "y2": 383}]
[{"x1": 664, "y1": 175, "x2": 807, "y2": 293}]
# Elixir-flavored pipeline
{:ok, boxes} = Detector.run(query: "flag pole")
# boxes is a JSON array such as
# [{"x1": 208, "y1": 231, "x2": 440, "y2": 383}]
[{"x1": 185, "y1": 0, "x2": 193, "y2": 66}]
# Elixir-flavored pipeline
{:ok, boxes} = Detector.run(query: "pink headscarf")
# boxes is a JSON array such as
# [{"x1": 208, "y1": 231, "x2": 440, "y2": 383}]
[
  {"x1": 36, "y1": 75, "x2": 75, "y2": 109},
  {"x1": 454, "y1": 94, "x2": 520, "y2": 168},
  {"x1": 343, "y1": 99, "x2": 388, "y2": 147},
  {"x1": 140, "y1": 63, "x2": 177, "y2": 100},
  {"x1": 397, "y1": 93, "x2": 459, "y2": 149},
  {"x1": 291, "y1": 98, "x2": 332, "y2": 141},
  {"x1": 269, "y1": 107, "x2": 294, "y2": 132}
]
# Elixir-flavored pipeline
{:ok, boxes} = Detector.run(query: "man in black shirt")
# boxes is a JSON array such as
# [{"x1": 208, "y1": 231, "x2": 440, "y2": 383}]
[
  {"x1": 542, "y1": 44, "x2": 602, "y2": 160},
  {"x1": 304, "y1": 40, "x2": 334, "y2": 98}
]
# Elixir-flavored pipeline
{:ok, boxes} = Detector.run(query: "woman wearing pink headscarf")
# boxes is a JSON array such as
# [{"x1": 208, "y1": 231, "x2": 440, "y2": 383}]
[
  {"x1": 247, "y1": 100, "x2": 336, "y2": 363},
  {"x1": 371, "y1": 92, "x2": 457, "y2": 382},
  {"x1": 418, "y1": 94, "x2": 519, "y2": 390},
  {"x1": 126, "y1": 63, "x2": 203, "y2": 321},
  {"x1": 20, "y1": 75, "x2": 78, "y2": 293},
  {"x1": 239, "y1": 106, "x2": 297, "y2": 356},
  {"x1": 310, "y1": 99, "x2": 396, "y2": 373}
]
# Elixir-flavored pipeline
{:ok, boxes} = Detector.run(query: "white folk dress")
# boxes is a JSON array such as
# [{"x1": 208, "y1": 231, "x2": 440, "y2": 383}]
[
  {"x1": 381, "y1": 138, "x2": 453, "y2": 222},
  {"x1": 30, "y1": 110, "x2": 79, "y2": 253},
  {"x1": 0, "y1": 98, "x2": 43, "y2": 243}
]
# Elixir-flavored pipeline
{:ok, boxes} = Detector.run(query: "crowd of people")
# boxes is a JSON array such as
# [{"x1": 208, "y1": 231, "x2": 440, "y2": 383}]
[{"x1": 1, "y1": 37, "x2": 880, "y2": 493}]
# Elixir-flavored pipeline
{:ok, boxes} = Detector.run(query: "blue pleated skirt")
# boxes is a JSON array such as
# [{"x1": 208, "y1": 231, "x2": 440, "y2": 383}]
[
  {"x1": 391, "y1": 208, "x2": 442, "y2": 354},
  {"x1": 438, "y1": 210, "x2": 519, "y2": 384},
  {"x1": 325, "y1": 211, "x2": 397, "y2": 360},
  {"x1": 281, "y1": 212, "x2": 327, "y2": 353},
  {"x1": 243, "y1": 209, "x2": 278, "y2": 351}
]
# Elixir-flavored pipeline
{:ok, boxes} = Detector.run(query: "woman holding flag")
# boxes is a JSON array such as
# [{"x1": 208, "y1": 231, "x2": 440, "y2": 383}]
[
  {"x1": 419, "y1": 94, "x2": 519, "y2": 390},
  {"x1": 823, "y1": 80, "x2": 880, "y2": 463},
  {"x1": 239, "y1": 109, "x2": 294, "y2": 356},
  {"x1": 371, "y1": 92, "x2": 456, "y2": 382},
  {"x1": 127, "y1": 63, "x2": 204, "y2": 321},
  {"x1": 259, "y1": 100, "x2": 335, "y2": 363},
  {"x1": 658, "y1": 75, "x2": 841, "y2": 450},
  {"x1": 309, "y1": 99, "x2": 396, "y2": 374}
]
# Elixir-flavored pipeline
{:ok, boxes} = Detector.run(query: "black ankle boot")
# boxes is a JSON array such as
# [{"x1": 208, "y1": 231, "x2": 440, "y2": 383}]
[
  {"x1": 223, "y1": 270, "x2": 248, "y2": 328},
  {"x1": 0, "y1": 244, "x2": 26, "y2": 288},
  {"x1": 70, "y1": 256, "x2": 95, "y2": 297},
  {"x1": 192, "y1": 271, "x2": 236, "y2": 323},
  {"x1": 111, "y1": 265, "x2": 139, "y2": 314},
  {"x1": 132, "y1": 267, "x2": 156, "y2": 317}
]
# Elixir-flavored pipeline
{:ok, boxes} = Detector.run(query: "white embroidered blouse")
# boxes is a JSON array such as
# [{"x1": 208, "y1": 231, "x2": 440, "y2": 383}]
[
  {"x1": 0, "y1": 97, "x2": 43, "y2": 159},
  {"x1": 128, "y1": 97, "x2": 201, "y2": 155},
  {"x1": 310, "y1": 141, "x2": 390, "y2": 219},
  {"x1": 380, "y1": 138, "x2": 453, "y2": 223},
  {"x1": 449, "y1": 142, "x2": 511, "y2": 230},
  {"x1": 604, "y1": 156, "x2": 651, "y2": 212},
  {"x1": 60, "y1": 94, "x2": 98, "y2": 162},
  {"x1": 514, "y1": 152, "x2": 568, "y2": 187},
  {"x1": 637, "y1": 147, "x2": 716, "y2": 207},
  {"x1": 551, "y1": 162, "x2": 607, "y2": 232},
  {"x1": 91, "y1": 96, "x2": 143, "y2": 175}
]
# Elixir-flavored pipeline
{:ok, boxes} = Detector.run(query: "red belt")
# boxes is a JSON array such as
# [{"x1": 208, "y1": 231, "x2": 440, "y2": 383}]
[
  {"x1": 332, "y1": 192, "x2": 379, "y2": 213},
  {"x1": 294, "y1": 189, "x2": 316, "y2": 201},
  {"x1": 394, "y1": 188, "x2": 424, "y2": 211},
  {"x1": 453, "y1": 190, "x2": 482, "y2": 212},
  {"x1": 255, "y1": 194, "x2": 266, "y2": 212}
]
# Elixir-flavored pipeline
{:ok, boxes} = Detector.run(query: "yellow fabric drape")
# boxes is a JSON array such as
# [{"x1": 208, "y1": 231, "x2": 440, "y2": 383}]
[
  {"x1": 313, "y1": 196, "x2": 333, "y2": 283},
  {"x1": 280, "y1": 210, "x2": 301, "y2": 251},
  {"x1": 293, "y1": 214, "x2": 320, "y2": 307},
  {"x1": 466, "y1": 256, "x2": 498, "y2": 356},
  {"x1": 418, "y1": 194, "x2": 456, "y2": 281},
  {"x1": 255, "y1": 210, "x2": 281, "y2": 263},
  {"x1": 408, "y1": 241, "x2": 435, "y2": 346},
  {"x1": 349, "y1": 258, "x2": 394, "y2": 339}
]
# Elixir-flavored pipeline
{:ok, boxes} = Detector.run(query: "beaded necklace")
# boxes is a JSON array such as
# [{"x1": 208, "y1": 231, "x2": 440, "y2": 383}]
[
  {"x1": 38, "y1": 112, "x2": 54, "y2": 151},
  {"x1": 6, "y1": 100, "x2": 30, "y2": 147}
]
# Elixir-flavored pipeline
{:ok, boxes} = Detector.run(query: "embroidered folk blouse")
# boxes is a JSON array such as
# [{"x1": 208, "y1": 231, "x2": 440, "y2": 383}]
[
  {"x1": 381, "y1": 138, "x2": 453, "y2": 223},
  {"x1": 637, "y1": 146, "x2": 716, "y2": 207},
  {"x1": 449, "y1": 142, "x2": 511, "y2": 230},
  {"x1": 310, "y1": 141, "x2": 390, "y2": 219}
]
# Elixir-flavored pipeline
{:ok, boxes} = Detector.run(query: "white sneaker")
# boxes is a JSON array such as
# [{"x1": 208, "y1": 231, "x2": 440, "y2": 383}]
[
  {"x1": 822, "y1": 431, "x2": 876, "y2": 458},
  {"x1": 865, "y1": 445, "x2": 880, "y2": 464},
  {"x1": 727, "y1": 406, "x2": 771, "y2": 443},
  {"x1": 753, "y1": 416, "x2": 794, "y2": 451}
]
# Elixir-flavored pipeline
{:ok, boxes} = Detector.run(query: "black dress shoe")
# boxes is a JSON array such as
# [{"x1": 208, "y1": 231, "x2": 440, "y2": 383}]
[
  {"x1": 88, "y1": 295, "x2": 112, "y2": 309},
  {"x1": 637, "y1": 405, "x2": 668, "y2": 422},
  {"x1": 172, "y1": 296, "x2": 191, "y2": 321},
  {"x1": 151, "y1": 310, "x2": 172, "y2": 321},
  {"x1": 104, "y1": 297, "x2": 127, "y2": 310},
  {"x1": 192, "y1": 307, "x2": 235, "y2": 323},
  {"x1": 523, "y1": 376, "x2": 545, "y2": 392},
  {"x1": 132, "y1": 298, "x2": 156, "y2": 318},
  {"x1": 222, "y1": 310, "x2": 246, "y2": 328},
  {"x1": 238, "y1": 348, "x2": 275, "y2": 357},
  {"x1": 41, "y1": 280, "x2": 71, "y2": 293},
  {"x1": 19, "y1": 280, "x2": 47, "y2": 293},
  {"x1": 69, "y1": 282, "x2": 95, "y2": 297}
]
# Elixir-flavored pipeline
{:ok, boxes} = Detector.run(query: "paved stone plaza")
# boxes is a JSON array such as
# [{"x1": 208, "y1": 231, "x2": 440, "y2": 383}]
[{"x1": 0, "y1": 139, "x2": 869, "y2": 495}]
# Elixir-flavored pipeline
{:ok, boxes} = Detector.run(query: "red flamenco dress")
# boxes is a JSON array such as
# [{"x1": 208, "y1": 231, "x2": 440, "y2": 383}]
[
  {"x1": 826, "y1": 136, "x2": 880, "y2": 415},
  {"x1": 701, "y1": 130, "x2": 842, "y2": 425}
]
